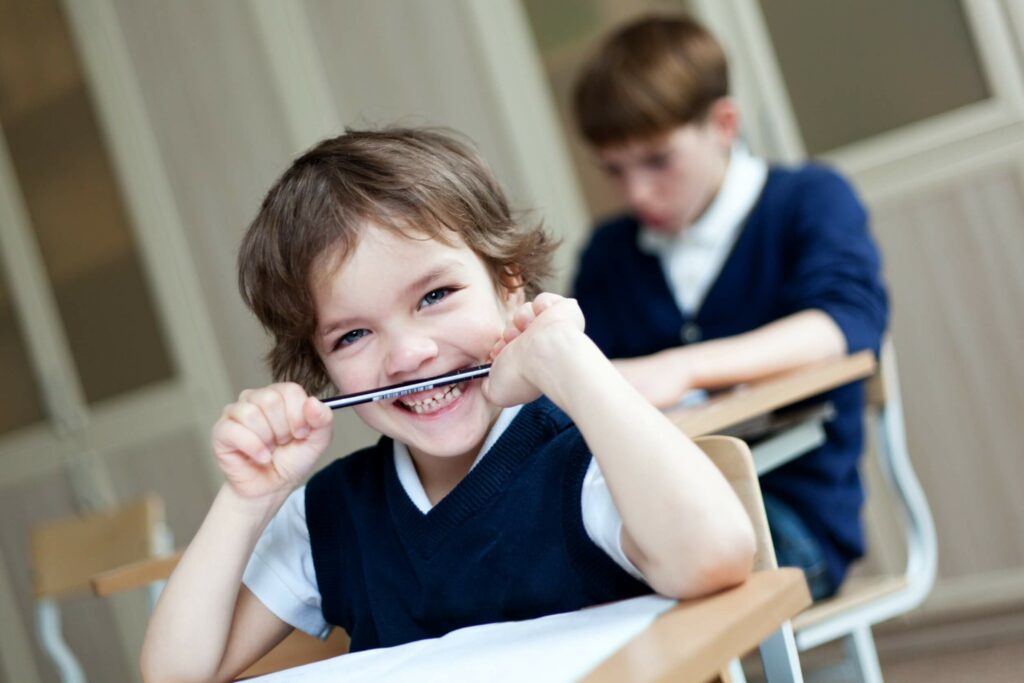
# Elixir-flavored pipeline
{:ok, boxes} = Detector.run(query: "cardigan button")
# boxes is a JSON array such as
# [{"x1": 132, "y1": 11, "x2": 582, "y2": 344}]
[{"x1": 681, "y1": 323, "x2": 702, "y2": 344}]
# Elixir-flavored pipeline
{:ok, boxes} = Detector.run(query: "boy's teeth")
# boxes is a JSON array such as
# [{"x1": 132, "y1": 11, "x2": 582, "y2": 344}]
[{"x1": 400, "y1": 383, "x2": 462, "y2": 413}]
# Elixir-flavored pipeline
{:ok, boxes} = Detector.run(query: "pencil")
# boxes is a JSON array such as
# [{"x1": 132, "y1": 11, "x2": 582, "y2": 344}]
[{"x1": 322, "y1": 364, "x2": 492, "y2": 410}]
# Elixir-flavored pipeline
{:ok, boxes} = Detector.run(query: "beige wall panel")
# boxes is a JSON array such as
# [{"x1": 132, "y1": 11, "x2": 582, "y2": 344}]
[
  {"x1": 110, "y1": 0, "x2": 295, "y2": 393},
  {"x1": 853, "y1": 421, "x2": 907, "y2": 578},
  {"x1": 110, "y1": 0, "x2": 383, "y2": 457},
  {"x1": 103, "y1": 427, "x2": 215, "y2": 546},
  {"x1": 306, "y1": 0, "x2": 554, "y2": 249},
  {"x1": 870, "y1": 165, "x2": 1024, "y2": 581},
  {"x1": 0, "y1": 472, "x2": 130, "y2": 683},
  {"x1": 303, "y1": 0, "x2": 589, "y2": 294}
]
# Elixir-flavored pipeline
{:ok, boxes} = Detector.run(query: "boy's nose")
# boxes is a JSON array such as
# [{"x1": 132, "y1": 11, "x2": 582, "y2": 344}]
[
  {"x1": 385, "y1": 335, "x2": 440, "y2": 378},
  {"x1": 622, "y1": 172, "x2": 655, "y2": 208}
]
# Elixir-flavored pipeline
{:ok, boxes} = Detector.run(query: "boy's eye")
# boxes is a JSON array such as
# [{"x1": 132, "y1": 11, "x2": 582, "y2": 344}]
[
  {"x1": 643, "y1": 152, "x2": 671, "y2": 170},
  {"x1": 419, "y1": 287, "x2": 453, "y2": 309},
  {"x1": 601, "y1": 163, "x2": 623, "y2": 179},
  {"x1": 334, "y1": 329, "x2": 369, "y2": 350}
]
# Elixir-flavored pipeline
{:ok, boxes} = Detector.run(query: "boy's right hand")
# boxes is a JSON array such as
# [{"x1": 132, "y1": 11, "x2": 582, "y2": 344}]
[
  {"x1": 612, "y1": 352, "x2": 696, "y2": 409},
  {"x1": 484, "y1": 293, "x2": 588, "y2": 407},
  {"x1": 212, "y1": 383, "x2": 333, "y2": 501}
]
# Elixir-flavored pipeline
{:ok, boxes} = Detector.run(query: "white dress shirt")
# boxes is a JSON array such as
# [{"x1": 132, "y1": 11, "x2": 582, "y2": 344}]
[{"x1": 638, "y1": 145, "x2": 768, "y2": 316}]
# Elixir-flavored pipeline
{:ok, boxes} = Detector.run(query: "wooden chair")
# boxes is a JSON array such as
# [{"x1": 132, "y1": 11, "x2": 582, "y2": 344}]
[
  {"x1": 694, "y1": 435, "x2": 806, "y2": 683},
  {"x1": 90, "y1": 550, "x2": 349, "y2": 679},
  {"x1": 29, "y1": 494, "x2": 174, "y2": 683},
  {"x1": 790, "y1": 341, "x2": 938, "y2": 682}
]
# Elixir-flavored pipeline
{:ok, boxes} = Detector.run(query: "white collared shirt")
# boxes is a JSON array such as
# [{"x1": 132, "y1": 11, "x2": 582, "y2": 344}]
[
  {"x1": 638, "y1": 145, "x2": 768, "y2": 316},
  {"x1": 392, "y1": 405, "x2": 522, "y2": 512},
  {"x1": 243, "y1": 406, "x2": 640, "y2": 638}
]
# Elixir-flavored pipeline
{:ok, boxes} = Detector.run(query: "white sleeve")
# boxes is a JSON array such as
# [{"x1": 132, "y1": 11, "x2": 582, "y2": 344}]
[
  {"x1": 241, "y1": 486, "x2": 332, "y2": 638},
  {"x1": 580, "y1": 458, "x2": 646, "y2": 582}
]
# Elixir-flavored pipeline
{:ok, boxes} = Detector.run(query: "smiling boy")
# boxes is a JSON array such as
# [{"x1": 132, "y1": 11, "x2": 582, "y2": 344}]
[{"x1": 139, "y1": 128, "x2": 754, "y2": 682}]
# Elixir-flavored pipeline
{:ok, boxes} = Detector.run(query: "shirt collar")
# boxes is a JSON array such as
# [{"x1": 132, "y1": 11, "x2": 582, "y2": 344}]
[
  {"x1": 638, "y1": 145, "x2": 768, "y2": 255},
  {"x1": 393, "y1": 404, "x2": 524, "y2": 513}
]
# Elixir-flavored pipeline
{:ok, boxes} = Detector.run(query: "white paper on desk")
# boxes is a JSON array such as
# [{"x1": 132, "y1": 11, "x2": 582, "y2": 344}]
[{"x1": 252, "y1": 594, "x2": 676, "y2": 683}]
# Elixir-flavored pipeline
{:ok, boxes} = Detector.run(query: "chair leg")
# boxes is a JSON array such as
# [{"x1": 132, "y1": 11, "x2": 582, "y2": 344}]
[
  {"x1": 759, "y1": 620, "x2": 804, "y2": 683},
  {"x1": 36, "y1": 599, "x2": 86, "y2": 683},
  {"x1": 845, "y1": 625, "x2": 884, "y2": 683},
  {"x1": 727, "y1": 657, "x2": 748, "y2": 683}
]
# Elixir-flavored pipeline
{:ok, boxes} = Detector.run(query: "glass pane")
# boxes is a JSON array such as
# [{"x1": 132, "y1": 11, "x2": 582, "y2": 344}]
[
  {"x1": 0, "y1": 265, "x2": 45, "y2": 434},
  {"x1": 0, "y1": 0, "x2": 174, "y2": 405},
  {"x1": 758, "y1": 0, "x2": 991, "y2": 154}
]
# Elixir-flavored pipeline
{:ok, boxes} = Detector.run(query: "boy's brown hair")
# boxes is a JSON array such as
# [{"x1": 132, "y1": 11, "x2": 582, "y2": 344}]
[
  {"x1": 573, "y1": 14, "x2": 728, "y2": 147},
  {"x1": 238, "y1": 127, "x2": 556, "y2": 394}
]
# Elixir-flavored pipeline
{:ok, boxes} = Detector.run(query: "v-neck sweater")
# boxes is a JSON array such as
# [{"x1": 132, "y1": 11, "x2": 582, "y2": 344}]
[
  {"x1": 572, "y1": 163, "x2": 888, "y2": 588},
  {"x1": 305, "y1": 397, "x2": 650, "y2": 651}
]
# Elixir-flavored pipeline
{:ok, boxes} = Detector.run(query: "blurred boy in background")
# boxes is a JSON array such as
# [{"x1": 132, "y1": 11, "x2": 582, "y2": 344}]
[{"x1": 571, "y1": 15, "x2": 888, "y2": 599}]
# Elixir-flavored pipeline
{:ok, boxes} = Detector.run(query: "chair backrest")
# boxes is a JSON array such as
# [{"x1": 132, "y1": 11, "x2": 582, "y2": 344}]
[
  {"x1": 862, "y1": 340, "x2": 938, "y2": 611},
  {"x1": 30, "y1": 494, "x2": 172, "y2": 683},
  {"x1": 89, "y1": 547, "x2": 349, "y2": 679},
  {"x1": 694, "y1": 435, "x2": 777, "y2": 572},
  {"x1": 30, "y1": 494, "x2": 169, "y2": 600},
  {"x1": 792, "y1": 340, "x2": 938, "y2": 656}
]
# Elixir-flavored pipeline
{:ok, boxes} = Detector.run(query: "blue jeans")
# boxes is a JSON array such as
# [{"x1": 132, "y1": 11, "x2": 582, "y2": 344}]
[{"x1": 762, "y1": 492, "x2": 836, "y2": 601}]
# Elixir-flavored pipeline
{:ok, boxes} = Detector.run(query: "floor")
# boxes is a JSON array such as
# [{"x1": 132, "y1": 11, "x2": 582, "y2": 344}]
[
  {"x1": 875, "y1": 608, "x2": 1024, "y2": 683},
  {"x1": 742, "y1": 613, "x2": 1024, "y2": 682},
  {"x1": 879, "y1": 637, "x2": 1024, "y2": 682}
]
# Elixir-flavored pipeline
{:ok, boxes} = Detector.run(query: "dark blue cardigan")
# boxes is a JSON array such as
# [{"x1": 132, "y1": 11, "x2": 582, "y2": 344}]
[
  {"x1": 305, "y1": 398, "x2": 649, "y2": 652},
  {"x1": 572, "y1": 164, "x2": 888, "y2": 588}
]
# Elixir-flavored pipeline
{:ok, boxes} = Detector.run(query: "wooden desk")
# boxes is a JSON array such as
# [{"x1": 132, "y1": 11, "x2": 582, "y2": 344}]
[
  {"x1": 668, "y1": 352, "x2": 877, "y2": 475},
  {"x1": 584, "y1": 568, "x2": 810, "y2": 682},
  {"x1": 668, "y1": 351, "x2": 876, "y2": 439}
]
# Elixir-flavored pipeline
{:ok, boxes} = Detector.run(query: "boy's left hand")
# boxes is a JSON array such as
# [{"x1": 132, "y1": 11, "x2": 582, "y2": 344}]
[{"x1": 483, "y1": 292, "x2": 585, "y2": 406}]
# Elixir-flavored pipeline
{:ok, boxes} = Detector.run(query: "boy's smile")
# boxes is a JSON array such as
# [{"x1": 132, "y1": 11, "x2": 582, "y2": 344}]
[
  {"x1": 396, "y1": 382, "x2": 465, "y2": 414},
  {"x1": 314, "y1": 223, "x2": 522, "y2": 476}
]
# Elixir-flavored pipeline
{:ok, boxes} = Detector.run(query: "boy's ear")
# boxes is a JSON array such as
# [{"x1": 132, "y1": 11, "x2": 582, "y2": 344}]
[
  {"x1": 506, "y1": 284, "x2": 526, "y2": 308},
  {"x1": 707, "y1": 97, "x2": 740, "y2": 146},
  {"x1": 501, "y1": 274, "x2": 527, "y2": 308}
]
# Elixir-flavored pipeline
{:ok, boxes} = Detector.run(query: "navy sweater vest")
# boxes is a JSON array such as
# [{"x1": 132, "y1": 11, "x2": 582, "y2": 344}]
[
  {"x1": 573, "y1": 164, "x2": 888, "y2": 588},
  {"x1": 305, "y1": 398, "x2": 650, "y2": 651}
]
